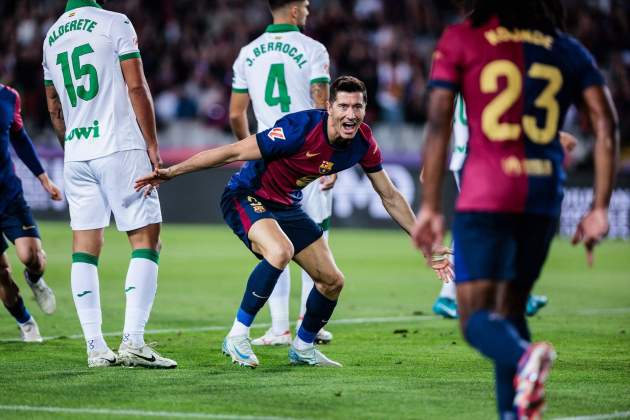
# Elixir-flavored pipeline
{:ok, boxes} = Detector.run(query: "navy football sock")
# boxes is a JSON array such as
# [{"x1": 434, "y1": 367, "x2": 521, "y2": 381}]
[
  {"x1": 495, "y1": 362, "x2": 517, "y2": 419},
  {"x1": 4, "y1": 296, "x2": 31, "y2": 324},
  {"x1": 464, "y1": 310, "x2": 528, "y2": 367},
  {"x1": 297, "y1": 287, "x2": 337, "y2": 343},
  {"x1": 508, "y1": 315, "x2": 531, "y2": 342},
  {"x1": 236, "y1": 259, "x2": 283, "y2": 327}
]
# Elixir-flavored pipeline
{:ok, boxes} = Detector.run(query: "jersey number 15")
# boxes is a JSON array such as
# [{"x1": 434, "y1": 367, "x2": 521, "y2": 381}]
[{"x1": 56, "y1": 43, "x2": 99, "y2": 108}]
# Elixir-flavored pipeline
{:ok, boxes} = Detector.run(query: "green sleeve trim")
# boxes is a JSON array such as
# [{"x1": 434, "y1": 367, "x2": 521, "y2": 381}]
[
  {"x1": 319, "y1": 217, "x2": 331, "y2": 232},
  {"x1": 119, "y1": 52, "x2": 141, "y2": 62},
  {"x1": 131, "y1": 248, "x2": 160, "y2": 264},
  {"x1": 72, "y1": 252, "x2": 99, "y2": 266},
  {"x1": 310, "y1": 77, "x2": 330, "y2": 85},
  {"x1": 232, "y1": 87, "x2": 249, "y2": 93},
  {"x1": 44, "y1": 79, "x2": 54, "y2": 86}
]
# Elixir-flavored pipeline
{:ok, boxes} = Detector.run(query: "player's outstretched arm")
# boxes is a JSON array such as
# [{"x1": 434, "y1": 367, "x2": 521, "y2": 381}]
[
  {"x1": 411, "y1": 87, "x2": 455, "y2": 256},
  {"x1": 366, "y1": 169, "x2": 415, "y2": 234},
  {"x1": 44, "y1": 86, "x2": 66, "y2": 149},
  {"x1": 134, "y1": 134, "x2": 263, "y2": 191},
  {"x1": 572, "y1": 85, "x2": 619, "y2": 265},
  {"x1": 120, "y1": 58, "x2": 162, "y2": 169},
  {"x1": 229, "y1": 92, "x2": 251, "y2": 141}
]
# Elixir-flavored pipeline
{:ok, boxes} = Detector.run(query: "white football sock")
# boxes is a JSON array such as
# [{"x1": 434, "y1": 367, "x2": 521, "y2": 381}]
[
  {"x1": 122, "y1": 251, "x2": 159, "y2": 348},
  {"x1": 228, "y1": 318, "x2": 250, "y2": 337},
  {"x1": 267, "y1": 266, "x2": 291, "y2": 334},
  {"x1": 293, "y1": 335, "x2": 314, "y2": 351},
  {"x1": 439, "y1": 279, "x2": 457, "y2": 300},
  {"x1": 71, "y1": 255, "x2": 107, "y2": 354}
]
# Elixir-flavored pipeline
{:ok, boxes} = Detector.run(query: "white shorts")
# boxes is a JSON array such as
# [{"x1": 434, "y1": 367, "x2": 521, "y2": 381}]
[
  {"x1": 301, "y1": 179, "x2": 333, "y2": 228},
  {"x1": 64, "y1": 149, "x2": 162, "y2": 232}
]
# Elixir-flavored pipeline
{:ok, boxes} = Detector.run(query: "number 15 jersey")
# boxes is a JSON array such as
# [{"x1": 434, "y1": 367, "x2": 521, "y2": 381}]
[
  {"x1": 231, "y1": 24, "x2": 330, "y2": 131},
  {"x1": 42, "y1": 2, "x2": 146, "y2": 162},
  {"x1": 429, "y1": 17, "x2": 604, "y2": 216}
]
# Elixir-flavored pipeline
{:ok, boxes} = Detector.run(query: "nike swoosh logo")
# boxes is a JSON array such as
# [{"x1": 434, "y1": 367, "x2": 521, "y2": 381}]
[
  {"x1": 125, "y1": 286, "x2": 136, "y2": 293},
  {"x1": 305, "y1": 151, "x2": 320, "y2": 158},
  {"x1": 232, "y1": 345, "x2": 250, "y2": 360},
  {"x1": 22, "y1": 225, "x2": 36, "y2": 230},
  {"x1": 103, "y1": 357, "x2": 116, "y2": 364},
  {"x1": 77, "y1": 290, "x2": 92, "y2": 297},
  {"x1": 252, "y1": 291, "x2": 269, "y2": 299},
  {"x1": 128, "y1": 352, "x2": 156, "y2": 362}
]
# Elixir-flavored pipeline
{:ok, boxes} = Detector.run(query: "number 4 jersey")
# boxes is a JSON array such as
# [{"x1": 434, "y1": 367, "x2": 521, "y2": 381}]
[
  {"x1": 42, "y1": 1, "x2": 146, "y2": 162},
  {"x1": 429, "y1": 17, "x2": 604, "y2": 216},
  {"x1": 231, "y1": 24, "x2": 330, "y2": 131}
]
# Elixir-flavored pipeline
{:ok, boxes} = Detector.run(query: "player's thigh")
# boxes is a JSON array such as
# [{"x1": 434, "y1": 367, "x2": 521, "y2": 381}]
[
  {"x1": 293, "y1": 235, "x2": 343, "y2": 289},
  {"x1": 221, "y1": 190, "x2": 293, "y2": 264},
  {"x1": 0, "y1": 194, "x2": 42, "y2": 262},
  {"x1": 64, "y1": 160, "x2": 111, "y2": 231},
  {"x1": 96, "y1": 150, "x2": 162, "y2": 233}
]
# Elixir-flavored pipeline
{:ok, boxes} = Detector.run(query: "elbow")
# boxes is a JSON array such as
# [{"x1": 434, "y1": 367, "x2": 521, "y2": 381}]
[{"x1": 128, "y1": 84, "x2": 149, "y2": 99}]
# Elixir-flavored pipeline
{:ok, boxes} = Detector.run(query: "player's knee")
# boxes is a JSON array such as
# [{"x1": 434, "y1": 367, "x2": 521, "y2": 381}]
[
  {"x1": 18, "y1": 247, "x2": 44, "y2": 272},
  {"x1": 320, "y1": 269, "x2": 344, "y2": 297},
  {"x1": 264, "y1": 241, "x2": 294, "y2": 268}
]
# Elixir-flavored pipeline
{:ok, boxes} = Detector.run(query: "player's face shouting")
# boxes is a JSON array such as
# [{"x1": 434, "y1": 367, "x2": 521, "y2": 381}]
[{"x1": 329, "y1": 92, "x2": 366, "y2": 140}]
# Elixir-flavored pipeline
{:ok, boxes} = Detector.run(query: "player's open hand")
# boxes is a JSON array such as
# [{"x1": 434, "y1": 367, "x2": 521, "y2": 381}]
[
  {"x1": 38, "y1": 173, "x2": 62, "y2": 201},
  {"x1": 412, "y1": 206, "x2": 445, "y2": 260},
  {"x1": 430, "y1": 245, "x2": 454, "y2": 283},
  {"x1": 134, "y1": 167, "x2": 174, "y2": 195},
  {"x1": 571, "y1": 207, "x2": 609, "y2": 266},
  {"x1": 320, "y1": 173, "x2": 337, "y2": 191}
]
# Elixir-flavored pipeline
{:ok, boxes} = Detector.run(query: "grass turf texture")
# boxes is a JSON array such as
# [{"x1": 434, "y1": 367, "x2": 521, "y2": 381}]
[{"x1": 0, "y1": 222, "x2": 628, "y2": 419}]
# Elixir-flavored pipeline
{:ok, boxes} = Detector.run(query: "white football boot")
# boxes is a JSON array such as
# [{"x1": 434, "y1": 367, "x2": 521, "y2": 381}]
[
  {"x1": 118, "y1": 342, "x2": 177, "y2": 369},
  {"x1": 24, "y1": 270, "x2": 56, "y2": 315},
  {"x1": 88, "y1": 347, "x2": 118, "y2": 368},
  {"x1": 222, "y1": 335, "x2": 259, "y2": 368},
  {"x1": 251, "y1": 328, "x2": 292, "y2": 346},
  {"x1": 18, "y1": 317, "x2": 43, "y2": 343},
  {"x1": 288, "y1": 344, "x2": 342, "y2": 367}
]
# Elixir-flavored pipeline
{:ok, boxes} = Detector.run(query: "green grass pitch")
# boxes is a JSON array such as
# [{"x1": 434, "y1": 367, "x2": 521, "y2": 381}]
[{"x1": 0, "y1": 222, "x2": 628, "y2": 419}]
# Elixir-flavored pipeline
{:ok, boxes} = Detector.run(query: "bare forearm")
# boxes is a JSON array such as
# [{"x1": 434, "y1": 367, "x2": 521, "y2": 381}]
[
  {"x1": 382, "y1": 190, "x2": 416, "y2": 234},
  {"x1": 168, "y1": 146, "x2": 236, "y2": 178},
  {"x1": 128, "y1": 85, "x2": 158, "y2": 148},
  {"x1": 230, "y1": 114, "x2": 250, "y2": 141},
  {"x1": 592, "y1": 119, "x2": 619, "y2": 209}
]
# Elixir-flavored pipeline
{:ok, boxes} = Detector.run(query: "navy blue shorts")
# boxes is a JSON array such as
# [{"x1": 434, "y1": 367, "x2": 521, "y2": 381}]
[
  {"x1": 1, "y1": 193, "x2": 40, "y2": 254},
  {"x1": 453, "y1": 212, "x2": 558, "y2": 285},
  {"x1": 221, "y1": 189, "x2": 323, "y2": 259}
]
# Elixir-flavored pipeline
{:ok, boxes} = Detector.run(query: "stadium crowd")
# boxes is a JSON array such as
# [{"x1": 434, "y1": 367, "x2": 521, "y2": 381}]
[{"x1": 1, "y1": 0, "x2": 630, "y2": 152}]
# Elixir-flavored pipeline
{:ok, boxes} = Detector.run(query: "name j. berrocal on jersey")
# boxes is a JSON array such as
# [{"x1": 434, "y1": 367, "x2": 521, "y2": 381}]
[
  {"x1": 65, "y1": 120, "x2": 100, "y2": 142},
  {"x1": 48, "y1": 19, "x2": 98, "y2": 46},
  {"x1": 246, "y1": 42, "x2": 307, "y2": 68}
]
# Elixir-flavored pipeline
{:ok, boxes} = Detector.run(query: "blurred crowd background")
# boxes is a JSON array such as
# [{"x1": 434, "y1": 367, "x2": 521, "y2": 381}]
[{"x1": 1, "y1": 0, "x2": 630, "y2": 167}]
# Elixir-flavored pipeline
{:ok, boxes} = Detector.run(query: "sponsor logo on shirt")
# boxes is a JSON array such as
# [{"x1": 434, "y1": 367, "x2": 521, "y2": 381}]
[
  {"x1": 65, "y1": 120, "x2": 100, "y2": 142},
  {"x1": 267, "y1": 127, "x2": 286, "y2": 141}
]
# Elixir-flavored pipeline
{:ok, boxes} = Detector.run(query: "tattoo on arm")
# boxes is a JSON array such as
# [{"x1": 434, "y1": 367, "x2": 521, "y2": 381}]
[
  {"x1": 310, "y1": 82, "x2": 329, "y2": 109},
  {"x1": 46, "y1": 88, "x2": 66, "y2": 148}
]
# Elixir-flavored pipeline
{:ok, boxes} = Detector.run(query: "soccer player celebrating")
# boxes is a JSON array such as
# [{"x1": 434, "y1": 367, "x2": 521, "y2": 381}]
[
  {"x1": 413, "y1": 1, "x2": 618, "y2": 418},
  {"x1": 137, "y1": 76, "x2": 448, "y2": 368},
  {"x1": 229, "y1": 0, "x2": 335, "y2": 346},
  {"x1": 1, "y1": 84, "x2": 61, "y2": 342},
  {"x1": 43, "y1": 0, "x2": 176, "y2": 368}
]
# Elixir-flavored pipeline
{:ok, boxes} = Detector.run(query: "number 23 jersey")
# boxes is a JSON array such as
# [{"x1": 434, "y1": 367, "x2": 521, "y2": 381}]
[
  {"x1": 231, "y1": 24, "x2": 330, "y2": 131},
  {"x1": 42, "y1": 3, "x2": 146, "y2": 162},
  {"x1": 429, "y1": 17, "x2": 604, "y2": 216}
]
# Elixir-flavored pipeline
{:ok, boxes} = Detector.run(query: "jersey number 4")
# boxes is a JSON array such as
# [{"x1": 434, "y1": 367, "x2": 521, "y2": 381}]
[
  {"x1": 56, "y1": 43, "x2": 99, "y2": 108},
  {"x1": 480, "y1": 59, "x2": 563, "y2": 145},
  {"x1": 265, "y1": 63, "x2": 292, "y2": 112}
]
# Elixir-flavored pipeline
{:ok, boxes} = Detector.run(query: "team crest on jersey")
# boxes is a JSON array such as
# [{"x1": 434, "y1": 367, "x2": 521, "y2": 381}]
[
  {"x1": 319, "y1": 161, "x2": 334, "y2": 174},
  {"x1": 267, "y1": 127, "x2": 286, "y2": 141},
  {"x1": 246, "y1": 196, "x2": 266, "y2": 213}
]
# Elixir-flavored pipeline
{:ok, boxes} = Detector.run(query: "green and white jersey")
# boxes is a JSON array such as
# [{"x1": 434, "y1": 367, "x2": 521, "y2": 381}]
[
  {"x1": 42, "y1": 0, "x2": 146, "y2": 162},
  {"x1": 450, "y1": 94, "x2": 469, "y2": 173},
  {"x1": 232, "y1": 24, "x2": 330, "y2": 131}
]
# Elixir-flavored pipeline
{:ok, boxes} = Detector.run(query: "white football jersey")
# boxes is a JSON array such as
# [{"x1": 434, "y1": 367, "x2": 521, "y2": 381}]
[
  {"x1": 232, "y1": 24, "x2": 330, "y2": 131},
  {"x1": 449, "y1": 94, "x2": 469, "y2": 173},
  {"x1": 42, "y1": 1, "x2": 146, "y2": 162}
]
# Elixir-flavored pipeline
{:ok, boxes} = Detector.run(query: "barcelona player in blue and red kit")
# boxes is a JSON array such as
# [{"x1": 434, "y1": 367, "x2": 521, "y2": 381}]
[
  {"x1": 1, "y1": 84, "x2": 62, "y2": 341},
  {"x1": 413, "y1": 1, "x2": 618, "y2": 419},
  {"x1": 137, "y1": 76, "x2": 449, "y2": 368}
]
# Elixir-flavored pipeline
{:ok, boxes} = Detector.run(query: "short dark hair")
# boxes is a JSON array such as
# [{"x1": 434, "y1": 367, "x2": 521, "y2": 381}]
[
  {"x1": 330, "y1": 76, "x2": 367, "y2": 104},
  {"x1": 268, "y1": 0, "x2": 303, "y2": 12}
]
